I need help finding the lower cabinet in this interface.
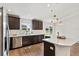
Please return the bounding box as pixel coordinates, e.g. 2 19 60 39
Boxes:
13 37 22 48
10 35 44 50
22 35 44 46
44 41 55 56
10 37 22 50
22 36 32 46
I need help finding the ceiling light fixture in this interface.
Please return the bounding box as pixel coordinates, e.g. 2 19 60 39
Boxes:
47 4 50 7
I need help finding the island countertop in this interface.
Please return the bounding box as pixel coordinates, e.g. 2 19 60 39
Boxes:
43 38 78 46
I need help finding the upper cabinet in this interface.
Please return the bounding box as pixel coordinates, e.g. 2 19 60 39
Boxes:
32 19 43 30
8 14 20 30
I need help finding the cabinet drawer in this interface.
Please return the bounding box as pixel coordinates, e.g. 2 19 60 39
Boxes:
44 41 55 56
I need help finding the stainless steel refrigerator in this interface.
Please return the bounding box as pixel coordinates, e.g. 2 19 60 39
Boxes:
0 7 10 56
0 7 3 56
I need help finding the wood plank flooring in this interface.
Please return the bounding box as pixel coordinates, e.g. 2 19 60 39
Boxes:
9 42 79 56
70 43 79 56
9 43 44 56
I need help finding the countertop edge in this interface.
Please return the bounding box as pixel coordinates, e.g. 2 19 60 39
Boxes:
43 38 77 47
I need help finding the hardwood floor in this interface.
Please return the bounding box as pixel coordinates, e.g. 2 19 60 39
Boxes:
9 42 79 56
9 43 44 56
70 43 79 56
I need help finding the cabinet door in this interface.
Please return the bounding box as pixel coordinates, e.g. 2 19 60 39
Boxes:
10 37 22 50
12 37 22 48
22 36 32 46
44 41 55 56
8 15 20 29
22 35 44 47
38 35 44 42
32 35 44 44
32 20 38 30
39 21 43 30
32 20 43 30
32 35 39 44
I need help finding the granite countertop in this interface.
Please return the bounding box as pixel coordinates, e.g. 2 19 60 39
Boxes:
9 30 44 37
43 38 78 46
9 33 44 37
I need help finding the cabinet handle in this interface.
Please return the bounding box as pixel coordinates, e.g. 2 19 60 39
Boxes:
50 46 54 50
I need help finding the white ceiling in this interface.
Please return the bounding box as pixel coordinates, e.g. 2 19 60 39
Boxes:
0 3 79 22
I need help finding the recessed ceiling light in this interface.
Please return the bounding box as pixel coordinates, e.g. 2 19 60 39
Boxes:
47 4 50 7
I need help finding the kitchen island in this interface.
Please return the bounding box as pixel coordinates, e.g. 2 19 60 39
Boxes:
43 38 79 56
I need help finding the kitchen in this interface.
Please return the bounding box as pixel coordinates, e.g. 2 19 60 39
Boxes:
0 3 79 56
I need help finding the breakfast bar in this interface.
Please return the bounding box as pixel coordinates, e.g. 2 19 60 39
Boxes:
43 38 78 56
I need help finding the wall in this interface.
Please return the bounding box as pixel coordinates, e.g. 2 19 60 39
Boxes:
9 18 45 37
20 18 32 30
56 12 79 41
20 18 44 34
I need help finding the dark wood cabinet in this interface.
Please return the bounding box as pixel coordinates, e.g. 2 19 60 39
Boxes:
8 14 20 29
22 35 44 46
32 35 44 44
32 35 38 44
38 35 44 42
44 41 55 56
32 20 38 30
32 19 43 30
9 37 13 50
10 35 44 50
39 21 43 29
22 36 32 46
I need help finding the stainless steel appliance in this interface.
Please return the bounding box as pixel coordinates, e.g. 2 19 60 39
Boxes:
0 7 3 56
0 7 10 56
